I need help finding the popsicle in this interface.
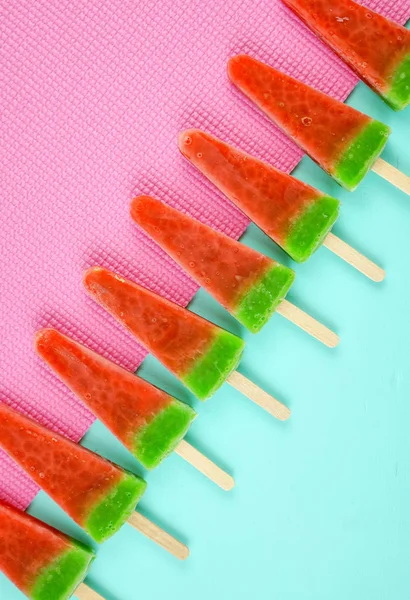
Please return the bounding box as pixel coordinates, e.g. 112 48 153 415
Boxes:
0 500 102 600
282 0 410 112
228 54 410 197
131 195 338 346
0 402 189 559
35 328 234 490
84 266 290 420
228 54 392 191
178 129 385 282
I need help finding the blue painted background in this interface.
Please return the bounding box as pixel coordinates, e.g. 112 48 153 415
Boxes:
2 79 410 600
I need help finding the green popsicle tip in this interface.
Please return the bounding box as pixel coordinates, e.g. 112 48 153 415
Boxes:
85 472 147 543
183 330 245 400
334 120 391 191
31 541 95 600
385 54 410 111
132 399 197 470
284 195 340 263
235 264 295 333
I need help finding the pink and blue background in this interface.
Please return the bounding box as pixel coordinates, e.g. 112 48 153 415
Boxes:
1 1 410 598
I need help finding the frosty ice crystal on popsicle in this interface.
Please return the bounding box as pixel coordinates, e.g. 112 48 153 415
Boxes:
282 0 410 111
0 501 95 600
228 55 391 190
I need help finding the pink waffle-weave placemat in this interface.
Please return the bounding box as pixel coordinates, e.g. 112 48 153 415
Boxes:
1 0 409 509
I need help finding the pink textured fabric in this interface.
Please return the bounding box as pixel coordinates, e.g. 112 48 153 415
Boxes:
1 0 409 509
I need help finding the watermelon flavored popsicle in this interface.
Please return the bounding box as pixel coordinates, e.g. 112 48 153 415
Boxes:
282 0 410 112
131 195 338 347
35 328 234 491
228 55 410 198
0 501 103 600
179 129 384 283
84 266 291 421
0 402 189 559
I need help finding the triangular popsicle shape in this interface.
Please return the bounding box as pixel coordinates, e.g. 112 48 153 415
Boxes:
0 501 95 600
0 402 146 543
228 55 391 190
282 0 410 111
83 268 290 419
131 195 295 332
83 267 245 400
35 329 196 470
178 129 340 262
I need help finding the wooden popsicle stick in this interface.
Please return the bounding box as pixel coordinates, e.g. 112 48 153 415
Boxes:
227 371 290 421
323 232 385 282
372 158 410 196
127 512 189 560
175 439 234 491
276 299 339 348
76 583 105 600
